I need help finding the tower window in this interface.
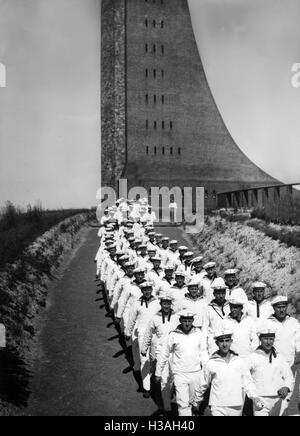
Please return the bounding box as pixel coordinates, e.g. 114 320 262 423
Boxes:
162 146 165 155
170 147 173 155
161 45 164 54
170 121 173 130
153 20 156 28
146 120 149 129
161 20 164 28
205 190 209 199
153 95 157 104
162 120 165 129
161 95 165 104
145 43 148 53
145 94 149 104
153 44 156 53
154 146 157 154
178 147 181 155
145 19 148 27
145 68 148 78
153 69 156 78
146 146 149 154
154 121 157 129
161 69 164 78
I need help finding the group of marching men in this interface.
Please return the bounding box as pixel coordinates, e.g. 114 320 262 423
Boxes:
95 198 300 417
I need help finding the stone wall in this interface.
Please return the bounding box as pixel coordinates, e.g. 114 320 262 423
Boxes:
101 0 126 190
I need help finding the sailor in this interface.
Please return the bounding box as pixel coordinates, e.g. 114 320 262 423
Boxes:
206 278 230 355
156 263 176 295
201 262 218 303
0 323 6 349
156 311 208 416
182 251 194 276
169 268 188 304
191 329 253 417
147 255 164 288
178 246 188 264
126 282 161 398
111 260 135 316
246 326 294 416
190 256 206 284
166 240 180 265
222 297 258 357
247 282 273 326
265 296 300 367
224 269 248 304
141 293 180 413
175 278 208 332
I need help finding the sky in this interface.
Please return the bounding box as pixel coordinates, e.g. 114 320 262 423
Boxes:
0 0 299 209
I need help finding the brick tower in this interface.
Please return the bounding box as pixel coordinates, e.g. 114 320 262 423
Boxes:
101 0 276 208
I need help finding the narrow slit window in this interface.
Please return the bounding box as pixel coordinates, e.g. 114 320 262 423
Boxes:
161 20 164 28
145 43 148 53
145 68 148 78
154 120 157 129
153 44 156 53
161 95 165 104
162 120 165 129
153 69 156 78
162 146 165 155
178 147 181 155
146 146 149 154
170 147 173 155
170 121 173 130
161 45 164 54
161 69 164 78
145 18 148 27
145 94 149 104
146 120 149 129
153 20 156 28
154 95 157 104
154 146 157 154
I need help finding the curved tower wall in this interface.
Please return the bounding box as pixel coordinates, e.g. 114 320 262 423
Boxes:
102 0 277 207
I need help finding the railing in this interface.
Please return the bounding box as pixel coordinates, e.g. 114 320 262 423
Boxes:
217 183 300 210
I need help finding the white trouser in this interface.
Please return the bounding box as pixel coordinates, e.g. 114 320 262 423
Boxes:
131 337 140 372
211 406 243 417
254 397 287 416
161 364 172 411
173 371 201 416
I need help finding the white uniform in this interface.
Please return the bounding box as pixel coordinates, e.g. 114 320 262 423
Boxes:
247 299 274 327
200 276 218 303
116 281 142 331
126 297 161 391
192 351 254 416
223 315 259 357
205 300 230 355
169 284 188 305
147 269 164 288
246 348 294 416
141 311 180 410
111 275 134 313
157 327 208 416
226 285 248 304
264 315 300 367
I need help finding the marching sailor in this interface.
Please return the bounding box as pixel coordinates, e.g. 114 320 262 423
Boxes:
247 282 273 326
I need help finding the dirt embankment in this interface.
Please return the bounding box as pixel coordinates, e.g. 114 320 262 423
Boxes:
0 213 93 415
191 216 300 307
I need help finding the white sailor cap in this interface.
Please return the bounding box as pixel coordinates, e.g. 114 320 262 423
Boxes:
204 262 216 269
214 329 233 340
156 233 163 238
211 277 227 290
164 263 175 271
252 282 267 289
187 277 200 287
228 297 245 306
169 240 178 245
257 325 276 337
148 231 156 236
178 310 196 319
159 292 173 301
178 246 188 251
191 256 204 264
174 268 186 277
151 255 162 262
271 296 288 306
183 251 194 258
139 243 148 249
133 266 146 274
140 281 153 290
224 269 239 276
124 261 135 268
162 237 169 241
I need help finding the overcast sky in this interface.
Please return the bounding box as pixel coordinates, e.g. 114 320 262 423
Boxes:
0 0 299 209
